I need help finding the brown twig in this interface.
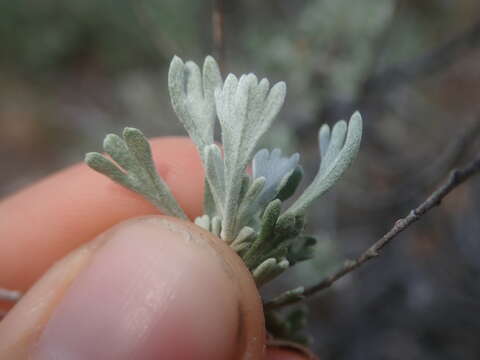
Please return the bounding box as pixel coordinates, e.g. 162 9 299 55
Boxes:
212 0 226 71
265 154 480 310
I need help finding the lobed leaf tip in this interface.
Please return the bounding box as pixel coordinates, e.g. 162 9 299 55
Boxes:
84 152 102 163
122 127 143 137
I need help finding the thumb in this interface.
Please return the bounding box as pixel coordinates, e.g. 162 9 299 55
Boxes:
0 216 265 359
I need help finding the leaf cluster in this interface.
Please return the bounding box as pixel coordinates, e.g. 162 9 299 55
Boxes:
85 55 363 289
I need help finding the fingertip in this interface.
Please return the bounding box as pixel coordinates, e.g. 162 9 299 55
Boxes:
21 217 265 360
149 137 205 218
0 137 204 292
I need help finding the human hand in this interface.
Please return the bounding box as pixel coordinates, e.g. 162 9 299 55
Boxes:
0 137 311 359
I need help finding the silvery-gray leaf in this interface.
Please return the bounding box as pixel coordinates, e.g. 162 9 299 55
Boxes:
85 128 187 219
215 73 286 240
237 174 252 206
244 199 282 268
253 258 290 286
203 179 217 217
252 148 300 207
204 144 226 216
285 112 362 216
84 55 365 292
252 258 277 284
232 242 250 253
320 120 347 174
234 177 266 233
231 226 256 247
194 214 210 230
211 216 222 236
318 124 330 159
277 166 304 202
168 55 222 152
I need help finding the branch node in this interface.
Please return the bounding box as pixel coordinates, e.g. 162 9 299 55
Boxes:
269 152 480 309
344 259 356 267
366 249 379 257
450 169 461 183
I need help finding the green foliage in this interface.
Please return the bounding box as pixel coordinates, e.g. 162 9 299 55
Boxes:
86 56 363 289
265 307 312 346
85 127 186 218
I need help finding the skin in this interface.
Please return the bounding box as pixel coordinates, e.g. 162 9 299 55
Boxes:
0 137 310 359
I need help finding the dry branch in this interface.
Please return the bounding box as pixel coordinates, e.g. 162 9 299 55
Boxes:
265 154 480 310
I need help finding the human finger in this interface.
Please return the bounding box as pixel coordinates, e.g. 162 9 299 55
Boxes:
0 137 204 292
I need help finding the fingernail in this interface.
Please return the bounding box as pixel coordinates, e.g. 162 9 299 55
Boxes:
33 217 241 360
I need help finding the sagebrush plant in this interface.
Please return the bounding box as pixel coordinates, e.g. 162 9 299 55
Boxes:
86 55 362 343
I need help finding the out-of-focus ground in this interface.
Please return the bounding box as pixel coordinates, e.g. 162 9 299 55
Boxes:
2 1 480 358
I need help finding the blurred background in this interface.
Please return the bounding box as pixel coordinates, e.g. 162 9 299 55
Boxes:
1 0 480 358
